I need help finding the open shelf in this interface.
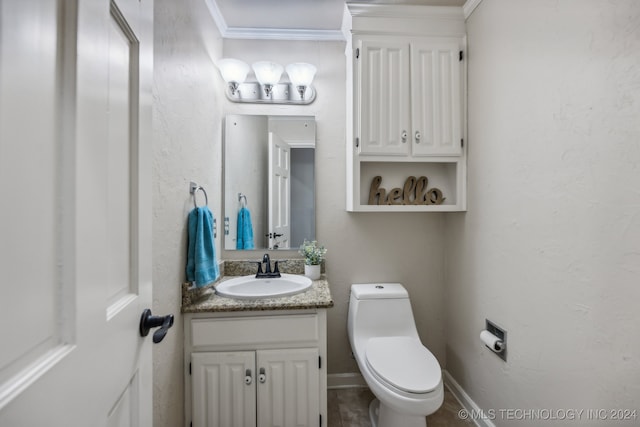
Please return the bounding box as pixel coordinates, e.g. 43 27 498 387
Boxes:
348 158 466 212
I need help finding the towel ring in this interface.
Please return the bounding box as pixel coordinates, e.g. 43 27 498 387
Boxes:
190 182 208 208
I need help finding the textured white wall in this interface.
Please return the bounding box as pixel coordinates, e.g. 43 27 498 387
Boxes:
446 0 640 423
152 0 223 426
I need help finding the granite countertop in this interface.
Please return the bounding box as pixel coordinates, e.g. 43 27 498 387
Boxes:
182 275 334 313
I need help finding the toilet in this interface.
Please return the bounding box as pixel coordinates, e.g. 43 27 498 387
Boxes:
347 283 444 427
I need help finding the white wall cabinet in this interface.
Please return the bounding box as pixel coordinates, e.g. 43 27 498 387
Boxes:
346 4 467 211
185 310 327 427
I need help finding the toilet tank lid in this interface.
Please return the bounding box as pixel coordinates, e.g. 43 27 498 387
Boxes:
351 283 408 299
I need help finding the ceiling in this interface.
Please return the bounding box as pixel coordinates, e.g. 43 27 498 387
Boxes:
210 0 466 36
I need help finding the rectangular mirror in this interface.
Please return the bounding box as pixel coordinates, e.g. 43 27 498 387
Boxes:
223 115 316 251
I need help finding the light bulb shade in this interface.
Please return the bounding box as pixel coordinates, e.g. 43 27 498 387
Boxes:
286 63 317 87
216 58 249 84
252 61 284 86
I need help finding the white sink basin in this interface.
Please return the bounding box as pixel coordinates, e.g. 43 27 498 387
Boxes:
215 274 313 300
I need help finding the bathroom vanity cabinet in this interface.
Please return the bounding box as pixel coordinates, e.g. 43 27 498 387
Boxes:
184 309 327 427
345 4 468 212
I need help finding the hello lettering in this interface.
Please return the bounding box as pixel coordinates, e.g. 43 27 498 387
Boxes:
368 175 445 205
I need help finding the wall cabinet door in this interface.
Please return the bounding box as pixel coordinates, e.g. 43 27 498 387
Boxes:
356 37 463 157
411 39 462 156
257 348 320 427
192 352 256 427
357 40 411 156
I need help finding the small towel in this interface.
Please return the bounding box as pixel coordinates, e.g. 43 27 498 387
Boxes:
186 206 219 287
236 206 255 250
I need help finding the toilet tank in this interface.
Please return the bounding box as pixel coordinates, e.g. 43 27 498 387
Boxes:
348 283 420 344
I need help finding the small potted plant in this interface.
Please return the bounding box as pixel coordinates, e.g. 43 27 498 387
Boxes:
299 239 327 280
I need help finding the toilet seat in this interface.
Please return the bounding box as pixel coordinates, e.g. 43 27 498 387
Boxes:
365 336 441 394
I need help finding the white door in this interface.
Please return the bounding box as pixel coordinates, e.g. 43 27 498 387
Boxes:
257 348 320 427
357 39 411 156
268 133 291 250
192 352 256 427
0 0 156 425
411 38 463 156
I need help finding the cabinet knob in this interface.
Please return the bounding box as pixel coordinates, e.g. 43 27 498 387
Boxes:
244 369 253 385
415 131 422 143
258 367 267 383
401 130 408 143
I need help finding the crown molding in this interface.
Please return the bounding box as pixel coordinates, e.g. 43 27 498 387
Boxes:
224 27 345 41
205 0 345 41
346 3 465 37
463 0 483 20
204 0 228 35
347 3 464 20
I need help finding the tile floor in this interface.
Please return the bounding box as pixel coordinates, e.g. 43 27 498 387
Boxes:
328 387 474 427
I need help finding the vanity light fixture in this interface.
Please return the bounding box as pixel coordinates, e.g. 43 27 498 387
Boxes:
215 58 317 105
215 58 250 95
252 61 284 97
286 63 317 100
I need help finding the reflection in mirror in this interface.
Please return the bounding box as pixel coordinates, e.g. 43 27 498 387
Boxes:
224 115 316 251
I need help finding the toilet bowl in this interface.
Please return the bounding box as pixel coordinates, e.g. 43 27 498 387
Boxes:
347 283 444 427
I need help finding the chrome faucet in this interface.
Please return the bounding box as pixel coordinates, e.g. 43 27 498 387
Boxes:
255 253 281 278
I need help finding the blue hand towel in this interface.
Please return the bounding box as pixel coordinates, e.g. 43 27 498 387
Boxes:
236 206 254 250
186 206 220 287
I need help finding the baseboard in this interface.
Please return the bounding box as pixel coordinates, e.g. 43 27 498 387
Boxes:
443 370 496 427
327 373 367 389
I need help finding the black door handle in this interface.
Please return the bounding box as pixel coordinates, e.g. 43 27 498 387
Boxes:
139 309 174 343
265 233 284 238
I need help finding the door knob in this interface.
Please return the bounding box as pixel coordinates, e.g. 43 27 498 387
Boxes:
258 367 267 383
139 309 174 343
415 131 422 143
401 130 408 143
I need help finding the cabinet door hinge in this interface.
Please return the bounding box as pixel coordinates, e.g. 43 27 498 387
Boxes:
461 138 464 148
319 356 322 369
320 414 322 427
459 50 464 61
355 137 359 148
355 48 359 59
189 362 192 375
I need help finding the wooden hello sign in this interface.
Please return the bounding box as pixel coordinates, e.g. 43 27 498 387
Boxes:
368 175 446 205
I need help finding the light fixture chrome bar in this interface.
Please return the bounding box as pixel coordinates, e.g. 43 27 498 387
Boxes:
224 82 316 104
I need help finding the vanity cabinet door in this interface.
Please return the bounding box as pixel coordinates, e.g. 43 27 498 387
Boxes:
257 348 320 427
357 39 411 156
192 352 256 427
